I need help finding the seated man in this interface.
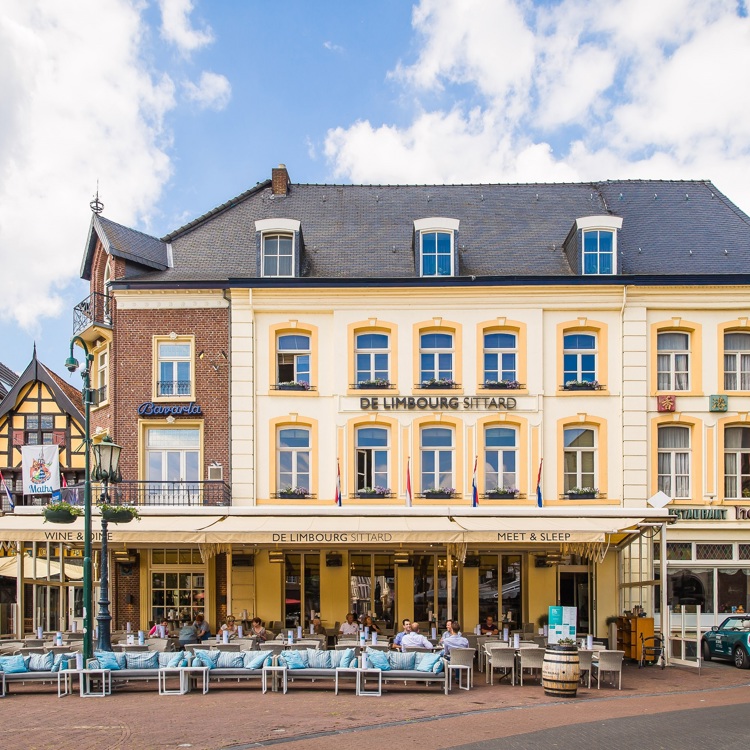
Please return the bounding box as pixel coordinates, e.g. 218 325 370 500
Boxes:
481 615 499 635
194 613 211 642
339 612 359 636
178 619 198 649
400 622 433 651
441 621 469 658
440 619 453 643
391 618 411 650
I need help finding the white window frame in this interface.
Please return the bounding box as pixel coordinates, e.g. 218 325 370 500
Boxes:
484 426 518 491
355 333 390 384
277 334 311 385
563 427 596 493
96 347 109 406
658 425 691 499
356 426 390 491
278 427 311 492
420 332 454 383
724 426 750 499
256 219 301 278
563 333 597 383
657 331 690 391
483 332 517 383
575 216 622 276
156 339 193 399
414 218 459 278
420 427 454 492
724 332 750 391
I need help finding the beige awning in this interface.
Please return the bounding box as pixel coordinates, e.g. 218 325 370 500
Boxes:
0 510 665 546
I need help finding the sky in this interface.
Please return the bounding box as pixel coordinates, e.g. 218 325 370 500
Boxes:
1 0 750 383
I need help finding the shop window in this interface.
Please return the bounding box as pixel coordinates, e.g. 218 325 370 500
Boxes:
665 568 714 612
724 426 750 499
151 569 205 626
658 425 691 499
285 553 320 628
657 332 690 391
350 553 395 624
724 332 750 391
718 568 750 614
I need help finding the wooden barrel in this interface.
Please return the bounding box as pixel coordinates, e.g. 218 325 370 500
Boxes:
542 645 580 697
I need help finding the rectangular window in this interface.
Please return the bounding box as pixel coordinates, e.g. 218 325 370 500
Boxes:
146 428 200 505
96 349 108 404
421 231 453 276
483 332 517 384
277 334 311 386
658 425 690 498
420 332 454 384
157 342 192 397
724 332 750 391
665 568 714 613
657 332 689 391
356 427 389 492
420 427 454 492
696 544 733 561
724 426 750 498
484 427 517 491
278 428 310 493
563 427 595 493
355 333 390 385
262 234 294 277
582 229 614 274
563 333 597 384
718 568 750 614
151 568 205 626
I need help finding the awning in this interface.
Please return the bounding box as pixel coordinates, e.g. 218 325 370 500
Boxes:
0 554 83 580
0 508 669 546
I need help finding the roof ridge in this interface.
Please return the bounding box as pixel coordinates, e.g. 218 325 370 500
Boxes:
98 214 163 243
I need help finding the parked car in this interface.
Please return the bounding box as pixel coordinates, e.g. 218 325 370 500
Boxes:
701 616 750 668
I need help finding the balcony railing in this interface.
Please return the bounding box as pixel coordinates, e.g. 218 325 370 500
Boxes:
92 385 108 406
73 292 112 336
55 480 232 507
157 381 192 396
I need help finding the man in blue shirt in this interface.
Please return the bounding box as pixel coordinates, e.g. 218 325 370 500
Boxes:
400 622 433 650
391 618 411 649
441 621 469 658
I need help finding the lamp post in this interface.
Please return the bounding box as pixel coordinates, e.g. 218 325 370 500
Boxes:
65 338 94 662
92 436 122 653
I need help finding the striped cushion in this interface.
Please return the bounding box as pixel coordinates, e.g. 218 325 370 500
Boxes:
216 651 244 669
243 651 271 670
193 650 220 669
94 651 126 670
28 652 55 672
124 651 159 670
388 651 417 670
306 649 331 669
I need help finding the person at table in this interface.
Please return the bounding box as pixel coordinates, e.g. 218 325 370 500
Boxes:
441 621 469 658
194 613 211 641
400 622 433 651
250 617 268 642
481 615 499 635
221 615 238 639
310 616 327 636
339 612 359 636
149 619 169 637
392 618 412 649
440 619 453 643
178 619 198 649
362 615 380 634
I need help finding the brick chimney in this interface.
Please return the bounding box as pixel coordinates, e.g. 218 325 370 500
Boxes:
271 164 290 196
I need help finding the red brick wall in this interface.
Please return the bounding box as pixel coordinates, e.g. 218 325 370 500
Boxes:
113 556 141 630
215 553 227 629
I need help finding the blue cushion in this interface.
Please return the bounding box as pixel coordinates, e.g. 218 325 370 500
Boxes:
216 651 244 669
28 652 55 672
306 649 331 669
279 650 308 669
243 651 271 670
415 653 442 673
193 650 220 669
124 651 159 670
52 652 81 672
94 651 126 671
167 652 186 668
338 647 355 669
364 648 391 671
388 651 417 670
0 655 28 674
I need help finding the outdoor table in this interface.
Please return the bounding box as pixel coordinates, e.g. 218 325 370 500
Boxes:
334 666 359 694
355 667 382 697
262 664 287 694
79 668 112 698
447 662 471 691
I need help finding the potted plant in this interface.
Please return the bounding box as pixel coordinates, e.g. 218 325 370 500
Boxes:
486 486 519 499
420 378 457 389
43 501 82 524
567 486 598 499
564 379 599 390
279 486 309 499
537 613 549 628
356 378 391 389
99 503 140 523
357 486 391 498
484 379 522 390
277 380 311 391
742 487 750 498
423 487 456 499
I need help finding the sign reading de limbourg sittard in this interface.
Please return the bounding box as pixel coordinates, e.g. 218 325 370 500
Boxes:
360 395 517 410
137 402 203 416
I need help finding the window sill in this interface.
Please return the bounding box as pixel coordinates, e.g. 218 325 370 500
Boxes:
652 390 703 397
542 497 620 507
557 388 610 396
268 388 317 396
151 395 196 402
478 386 528 395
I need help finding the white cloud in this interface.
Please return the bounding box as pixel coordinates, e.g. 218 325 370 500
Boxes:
183 71 231 111
326 0 750 213
158 0 213 54
0 1 176 329
323 41 344 53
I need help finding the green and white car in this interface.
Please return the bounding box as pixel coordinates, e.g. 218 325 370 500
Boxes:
701 616 750 668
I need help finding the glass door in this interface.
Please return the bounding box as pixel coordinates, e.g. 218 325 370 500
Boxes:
559 568 590 634
146 429 200 505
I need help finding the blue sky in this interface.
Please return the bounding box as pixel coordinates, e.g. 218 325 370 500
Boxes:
2 0 750 381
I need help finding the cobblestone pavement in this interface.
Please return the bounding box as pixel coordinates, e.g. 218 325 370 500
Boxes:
1 662 748 750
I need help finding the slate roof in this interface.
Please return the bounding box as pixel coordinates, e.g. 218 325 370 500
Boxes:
92 177 750 284
0 363 18 400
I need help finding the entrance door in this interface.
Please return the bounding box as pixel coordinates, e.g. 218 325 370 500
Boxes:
68 586 84 632
559 569 590 634
146 428 200 505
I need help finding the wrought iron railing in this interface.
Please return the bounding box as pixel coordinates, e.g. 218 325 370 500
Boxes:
58 480 232 507
92 385 108 405
73 292 112 335
157 381 192 396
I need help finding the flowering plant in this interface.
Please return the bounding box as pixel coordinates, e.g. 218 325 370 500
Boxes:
99 503 140 520
278 380 311 390
564 379 599 388
44 501 82 515
357 378 391 387
424 487 456 495
488 486 519 495
567 486 598 495
280 486 309 496
359 486 391 495
484 379 521 389
421 378 457 388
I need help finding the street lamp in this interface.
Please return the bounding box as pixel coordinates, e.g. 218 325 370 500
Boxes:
65 337 94 662
92 435 122 653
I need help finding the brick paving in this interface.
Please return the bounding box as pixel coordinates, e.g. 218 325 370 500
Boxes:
1 662 748 750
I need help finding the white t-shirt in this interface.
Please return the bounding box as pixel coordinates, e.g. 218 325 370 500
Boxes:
339 621 359 635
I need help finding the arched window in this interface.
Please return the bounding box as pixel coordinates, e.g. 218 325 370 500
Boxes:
657 332 690 391
484 427 517 492
278 428 310 492
277 334 310 386
563 428 596 493
420 332 454 383
356 426 389 492
658 425 690 498
724 426 750 499
724 332 750 391
421 427 454 492
483 332 517 384
563 333 597 384
355 333 390 384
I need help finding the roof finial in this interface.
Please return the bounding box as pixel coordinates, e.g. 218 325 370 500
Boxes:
90 181 104 214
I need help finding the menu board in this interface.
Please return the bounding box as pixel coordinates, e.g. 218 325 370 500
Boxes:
547 605 577 644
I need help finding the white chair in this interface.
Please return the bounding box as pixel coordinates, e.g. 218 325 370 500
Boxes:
577 649 593 688
447 647 476 689
591 650 624 689
487 647 516 686
259 642 285 655
518 647 545 686
483 642 509 673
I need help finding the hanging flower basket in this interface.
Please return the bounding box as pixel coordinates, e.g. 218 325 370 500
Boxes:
43 503 81 524
101 506 139 523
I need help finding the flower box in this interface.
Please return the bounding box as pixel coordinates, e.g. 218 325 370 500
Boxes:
567 492 596 499
563 381 599 391
419 379 458 389
423 491 455 499
102 508 135 523
279 491 309 499
43 508 78 524
277 383 310 391
355 381 392 389
486 491 518 499
483 381 522 390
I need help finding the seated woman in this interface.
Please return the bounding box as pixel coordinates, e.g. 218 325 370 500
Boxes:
249 617 268 642
178 619 198 649
220 615 238 639
362 615 380 633
149 619 169 637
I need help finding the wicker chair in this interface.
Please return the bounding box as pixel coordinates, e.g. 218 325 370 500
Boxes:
591 650 624 689
487 646 516 686
518 646 545 686
447 647 476 689
577 649 593 688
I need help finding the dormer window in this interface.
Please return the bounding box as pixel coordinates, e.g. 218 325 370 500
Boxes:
575 216 622 276
256 218 301 277
414 218 459 277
